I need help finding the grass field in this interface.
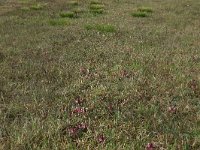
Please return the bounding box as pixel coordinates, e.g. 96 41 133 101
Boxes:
0 0 200 149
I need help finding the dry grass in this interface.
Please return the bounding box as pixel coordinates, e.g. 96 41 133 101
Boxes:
0 0 200 149
85 24 116 33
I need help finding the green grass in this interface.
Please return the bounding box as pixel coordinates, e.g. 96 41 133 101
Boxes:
1 0 200 149
132 7 153 18
90 0 102 4
30 4 43 10
49 18 70 26
90 4 105 10
68 1 79 6
59 11 77 18
89 4 105 14
138 7 153 13
90 9 104 14
85 24 116 33
131 12 148 17
73 8 85 14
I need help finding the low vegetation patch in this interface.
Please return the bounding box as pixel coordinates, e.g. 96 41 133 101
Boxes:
60 11 77 18
138 7 153 13
85 24 116 33
68 1 79 6
73 8 85 14
90 9 104 14
131 12 148 17
89 2 105 15
90 0 102 5
30 3 43 10
132 7 153 18
90 4 104 10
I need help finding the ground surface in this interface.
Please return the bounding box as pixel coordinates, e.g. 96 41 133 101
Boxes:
0 0 200 149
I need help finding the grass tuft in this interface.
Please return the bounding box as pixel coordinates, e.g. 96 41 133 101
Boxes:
60 11 77 18
30 4 43 10
138 7 153 13
73 8 85 14
68 1 79 6
131 12 148 17
90 4 104 10
90 9 104 14
132 7 153 18
89 3 105 14
85 24 116 33
90 0 102 4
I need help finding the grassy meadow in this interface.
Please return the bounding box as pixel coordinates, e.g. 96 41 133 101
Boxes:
0 0 200 149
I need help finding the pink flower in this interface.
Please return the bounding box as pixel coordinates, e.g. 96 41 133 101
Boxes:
80 67 89 75
68 127 78 135
120 70 130 78
168 106 177 113
77 123 87 132
108 104 113 111
108 103 114 115
97 134 106 143
146 143 155 150
72 107 86 114
63 122 88 139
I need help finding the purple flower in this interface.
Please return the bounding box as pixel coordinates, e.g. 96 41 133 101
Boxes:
72 107 86 114
168 106 177 113
107 103 114 115
146 143 155 150
67 123 88 139
80 67 89 76
108 103 113 111
68 127 78 136
120 70 130 78
97 134 106 143
77 123 87 132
